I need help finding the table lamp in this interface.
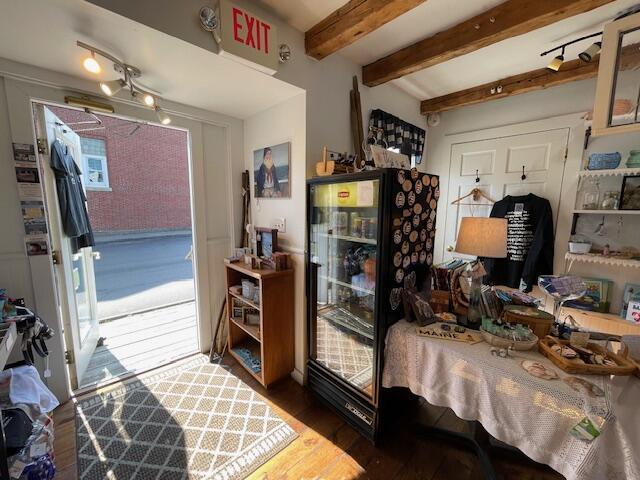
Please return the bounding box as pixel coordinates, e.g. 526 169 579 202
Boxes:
454 217 508 328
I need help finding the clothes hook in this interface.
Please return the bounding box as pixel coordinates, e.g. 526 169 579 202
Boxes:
521 166 527 181
475 169 480 183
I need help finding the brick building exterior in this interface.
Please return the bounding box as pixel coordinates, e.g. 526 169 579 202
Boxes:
49 106 191 234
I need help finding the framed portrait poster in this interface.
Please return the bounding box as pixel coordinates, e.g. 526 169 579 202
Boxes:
253 142 290 198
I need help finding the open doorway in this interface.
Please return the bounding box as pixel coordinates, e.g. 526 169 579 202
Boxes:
32 102 199 390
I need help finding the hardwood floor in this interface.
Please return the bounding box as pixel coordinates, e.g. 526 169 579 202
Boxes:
53 353 564 480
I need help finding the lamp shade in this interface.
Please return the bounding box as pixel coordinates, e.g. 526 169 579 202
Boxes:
454 217 507 258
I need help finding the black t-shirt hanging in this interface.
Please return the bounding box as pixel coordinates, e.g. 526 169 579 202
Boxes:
483 193 554 292
50 139 95 253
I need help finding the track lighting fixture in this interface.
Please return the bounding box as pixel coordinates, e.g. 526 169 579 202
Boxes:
77 41 170 125
82 52 101 74
579 42 602 62
540 7 639 68
99 79 126 97
155 106 171 125
541 31 602 71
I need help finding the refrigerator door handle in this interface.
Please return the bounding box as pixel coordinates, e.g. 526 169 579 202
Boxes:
309 261 319 358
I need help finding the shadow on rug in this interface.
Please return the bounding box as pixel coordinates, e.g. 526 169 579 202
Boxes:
76 356 297 479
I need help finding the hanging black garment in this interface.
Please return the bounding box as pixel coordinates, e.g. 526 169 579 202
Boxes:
483 193 554 292
50 139 94 253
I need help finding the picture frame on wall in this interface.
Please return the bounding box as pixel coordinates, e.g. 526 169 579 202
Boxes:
253 142 291 198
619 175 640 210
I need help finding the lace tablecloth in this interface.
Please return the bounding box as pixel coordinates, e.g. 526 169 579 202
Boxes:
382 320 640 480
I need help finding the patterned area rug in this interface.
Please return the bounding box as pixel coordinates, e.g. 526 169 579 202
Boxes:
76 356 297 479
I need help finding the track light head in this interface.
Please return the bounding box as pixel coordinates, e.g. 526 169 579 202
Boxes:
155 106 171 125
547 54 564 72
82 52 102 74
133 91 156 107
579 42 602 62
142 93 155 107
99 78 126 96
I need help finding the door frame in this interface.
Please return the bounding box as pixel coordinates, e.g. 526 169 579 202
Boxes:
28 97 208 394
432 113 586 276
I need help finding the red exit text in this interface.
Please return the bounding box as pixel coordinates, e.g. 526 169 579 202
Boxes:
232 7 272 54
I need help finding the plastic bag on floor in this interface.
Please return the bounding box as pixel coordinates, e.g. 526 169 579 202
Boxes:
7 414 55 480
0 365 59 414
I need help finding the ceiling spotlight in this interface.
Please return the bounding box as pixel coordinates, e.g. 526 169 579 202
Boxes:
547 47 565 72
142 93 156 107
83 52 102 74
279 44 292 63
134 91 156 107
99 78 126 96
579 42 602 62
155 106 171 125
199 6 218 31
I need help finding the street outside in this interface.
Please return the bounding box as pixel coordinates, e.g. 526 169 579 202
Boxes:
94 234 195 320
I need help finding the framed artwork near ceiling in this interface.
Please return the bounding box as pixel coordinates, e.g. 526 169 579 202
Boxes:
253 142 290 198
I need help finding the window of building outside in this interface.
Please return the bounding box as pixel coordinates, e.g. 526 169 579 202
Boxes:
80 137 110 190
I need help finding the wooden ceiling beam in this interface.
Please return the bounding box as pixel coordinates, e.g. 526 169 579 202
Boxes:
363 0 615 87
420 43 640 114
305 0 426 60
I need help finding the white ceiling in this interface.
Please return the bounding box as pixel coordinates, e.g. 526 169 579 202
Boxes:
259 0 638 100
0 0 303 119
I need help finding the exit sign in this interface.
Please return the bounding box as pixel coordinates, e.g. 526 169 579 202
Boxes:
218 0 278 75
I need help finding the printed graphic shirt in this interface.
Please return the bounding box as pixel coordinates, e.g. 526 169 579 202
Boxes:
483 193 554 292
50 140 94 253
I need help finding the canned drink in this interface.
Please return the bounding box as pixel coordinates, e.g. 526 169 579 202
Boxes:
361 218 370 238
350 213 361 237
368 218 377 239
332 211 348 235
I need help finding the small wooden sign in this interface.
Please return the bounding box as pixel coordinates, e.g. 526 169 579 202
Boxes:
416 322 483 344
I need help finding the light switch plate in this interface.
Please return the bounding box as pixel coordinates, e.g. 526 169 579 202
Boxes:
272 217 286 233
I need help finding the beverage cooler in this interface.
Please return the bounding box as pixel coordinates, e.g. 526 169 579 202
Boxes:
306 169 439 441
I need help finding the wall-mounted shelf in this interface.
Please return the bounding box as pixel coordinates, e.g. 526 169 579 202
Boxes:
572 209 640 215
565 252 640 269
578 167 640 177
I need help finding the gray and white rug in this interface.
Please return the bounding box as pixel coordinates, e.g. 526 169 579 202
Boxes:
76 356 297 480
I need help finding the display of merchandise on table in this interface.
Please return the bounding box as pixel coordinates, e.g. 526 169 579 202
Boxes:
403 273 640 378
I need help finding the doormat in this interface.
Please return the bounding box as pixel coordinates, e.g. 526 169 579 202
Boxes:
76 356 297 479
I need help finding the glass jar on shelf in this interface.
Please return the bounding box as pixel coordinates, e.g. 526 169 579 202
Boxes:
600 191 620 210
580 178 600 210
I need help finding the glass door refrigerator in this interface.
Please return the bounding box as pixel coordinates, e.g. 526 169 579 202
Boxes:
306 169 439 441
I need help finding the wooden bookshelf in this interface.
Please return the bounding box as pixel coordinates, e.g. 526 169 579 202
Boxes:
225 261 295 387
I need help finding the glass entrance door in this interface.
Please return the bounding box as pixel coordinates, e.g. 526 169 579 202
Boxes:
308 179 380 398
